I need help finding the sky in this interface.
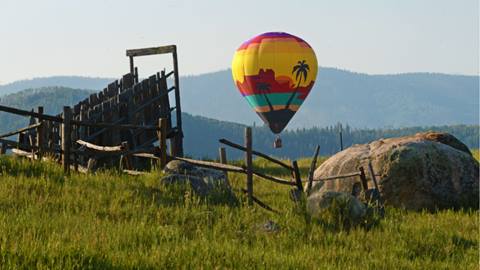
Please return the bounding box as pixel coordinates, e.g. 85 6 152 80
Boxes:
0 0 478 84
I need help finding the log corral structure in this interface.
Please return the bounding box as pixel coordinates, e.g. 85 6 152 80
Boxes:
5 45 184 170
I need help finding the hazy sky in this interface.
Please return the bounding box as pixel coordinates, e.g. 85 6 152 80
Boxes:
0 0 478 84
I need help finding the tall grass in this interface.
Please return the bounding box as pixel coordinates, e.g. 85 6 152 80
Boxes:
0 156 477 269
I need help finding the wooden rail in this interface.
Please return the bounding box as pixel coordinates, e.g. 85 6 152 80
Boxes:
172 156 295 186
0 123 42 139
219 138 293 171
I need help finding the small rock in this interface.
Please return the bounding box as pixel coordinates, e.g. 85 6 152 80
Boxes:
261 220 280 233
161 160 236 202
307 191 367 228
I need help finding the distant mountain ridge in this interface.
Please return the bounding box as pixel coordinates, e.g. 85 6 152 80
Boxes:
0 76 113 96
0 87 477 159
1 67 478 129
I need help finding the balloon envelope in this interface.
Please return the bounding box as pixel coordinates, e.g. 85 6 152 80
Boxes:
232 32 317 134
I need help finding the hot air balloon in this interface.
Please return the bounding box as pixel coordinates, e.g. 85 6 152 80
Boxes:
231 32 318 147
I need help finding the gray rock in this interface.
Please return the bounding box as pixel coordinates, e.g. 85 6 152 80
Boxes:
307 191 367 227
308 132 479 211
261 220 280 233
161 160 236 201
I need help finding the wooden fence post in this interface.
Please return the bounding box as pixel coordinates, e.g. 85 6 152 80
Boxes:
36 106 44 160
120 141 132 170
367 161 382 201
339 130 343 151
358 166 368 195
62 106 72 175
292 160 303 192
0 143 6 155
158 118 167 169
306 145 320 195
245 127 253 206
219 147 228 183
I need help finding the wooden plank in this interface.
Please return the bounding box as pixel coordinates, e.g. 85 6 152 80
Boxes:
292 160 303 191
0 143 6 154
304 171 361 182
219 147 229 185
62 106 72 175
172 156 295 186
306 145 320 194
0 104 63 123
0 122 42 139
126 45 176 57
11 148 35 159
245 127 253 206
132 153 160 160
158 118 167 168
129 56 134 75
120 141 132 170
339 129 344 151
359 167 368 193
219 138 293 171
368 161 382 202
123 169 146 176
76 139 123 152
172 46 183 157
36 106 44 160
71 120 161 131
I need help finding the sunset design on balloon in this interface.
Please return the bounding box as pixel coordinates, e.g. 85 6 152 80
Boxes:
232 32 318 134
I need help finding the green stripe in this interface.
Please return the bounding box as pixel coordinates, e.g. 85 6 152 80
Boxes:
245 93 303 107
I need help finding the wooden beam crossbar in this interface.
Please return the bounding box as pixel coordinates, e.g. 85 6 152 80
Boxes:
302 171 361 182
219 138 293 171
0 122 42 139
172 156 295 186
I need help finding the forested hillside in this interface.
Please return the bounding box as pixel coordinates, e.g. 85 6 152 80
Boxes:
1 87 477 159
2 67 478 129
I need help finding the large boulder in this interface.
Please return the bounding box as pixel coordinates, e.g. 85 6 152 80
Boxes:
308 132 479 211
161 160 236 202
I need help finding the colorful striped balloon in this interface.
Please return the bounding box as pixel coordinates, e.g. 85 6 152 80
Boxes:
232 32 318 134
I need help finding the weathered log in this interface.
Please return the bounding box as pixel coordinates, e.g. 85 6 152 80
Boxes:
76 139 123 152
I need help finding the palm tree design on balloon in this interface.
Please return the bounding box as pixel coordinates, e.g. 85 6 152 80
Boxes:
256 82 274 111
285 60 309 109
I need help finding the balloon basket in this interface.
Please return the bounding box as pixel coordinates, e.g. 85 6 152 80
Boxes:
273 137 282 148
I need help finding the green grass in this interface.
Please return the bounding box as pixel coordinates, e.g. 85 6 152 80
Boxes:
0 156 478 269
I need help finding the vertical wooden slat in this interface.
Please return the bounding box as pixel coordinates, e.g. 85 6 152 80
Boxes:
219 147 228 183
245 127 253 206
339 129 343 151
306 145 320 195
120 141 132 170
62 106 72 175
0 143 6 155
172 46 183 157
36 106 44 160
368 161 381 198
158 118 167 169
292 160 303 192
358 166 368 194
129 56 134 76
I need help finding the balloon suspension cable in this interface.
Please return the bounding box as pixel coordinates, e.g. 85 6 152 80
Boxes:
273 136 282 148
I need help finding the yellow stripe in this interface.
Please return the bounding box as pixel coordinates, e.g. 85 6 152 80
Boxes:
232 40 318 85
254 105 300 113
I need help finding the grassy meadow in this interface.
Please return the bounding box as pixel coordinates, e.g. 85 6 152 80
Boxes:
0 155 478 269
